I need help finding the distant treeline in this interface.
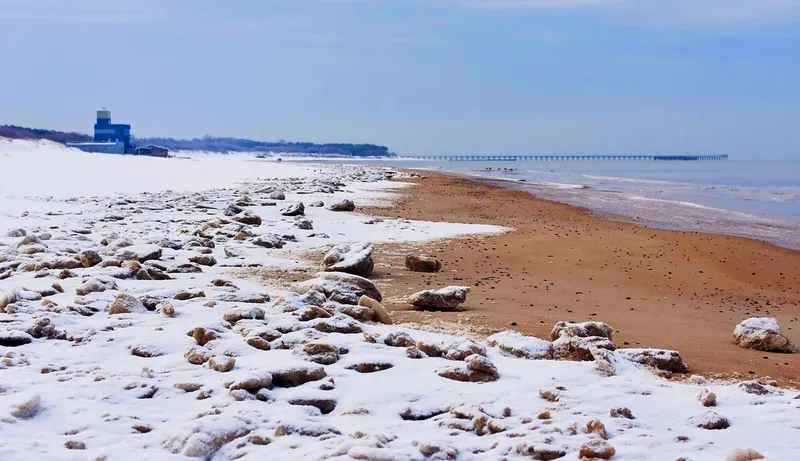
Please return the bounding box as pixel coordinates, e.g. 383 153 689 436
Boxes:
0 125 92 144
0 124 394 157
133 136 394 157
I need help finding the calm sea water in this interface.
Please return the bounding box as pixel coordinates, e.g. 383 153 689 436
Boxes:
285 157 800 249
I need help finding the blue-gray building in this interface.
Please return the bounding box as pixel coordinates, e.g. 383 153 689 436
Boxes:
93 109 132 151
66 109 169 157
67 109 136 155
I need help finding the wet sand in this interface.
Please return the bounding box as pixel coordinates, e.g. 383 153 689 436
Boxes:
365 172 800 386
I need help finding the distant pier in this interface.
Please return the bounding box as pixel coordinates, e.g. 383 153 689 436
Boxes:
407 154 728 162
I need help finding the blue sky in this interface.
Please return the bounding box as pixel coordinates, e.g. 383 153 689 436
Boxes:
1 0 799 158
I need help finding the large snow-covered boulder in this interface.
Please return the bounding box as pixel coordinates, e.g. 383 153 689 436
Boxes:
292 272 382 302
733 317 797 353
408 286 470 311
322 242 374 276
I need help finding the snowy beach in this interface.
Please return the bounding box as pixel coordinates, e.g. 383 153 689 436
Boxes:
1 140 799 460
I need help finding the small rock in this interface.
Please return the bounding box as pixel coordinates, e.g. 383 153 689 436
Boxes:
692 411 730 430
251 234 285 249
271 366 327 387
174 290 206 301
586 419 608 440
288 398 337 414
174 382 203 392
405 254 442 272
10 394 41 419
167 263 203 274
385 331 415 347
347 362 394 373
329 199 355 212
269 191 286 200
280 202 305 217
232 210 262 226
539 389 559 402
698 390 717 407
725 448 765 461
184 346 212 365
192 327 219 346
108 293 147 315
64 441 86 450
229 373 273 392
76 277 118 296
208 355 236 372
294 217 313 230
610 407 634 419
303 342 340 365
579 440 616 459
739 381 773 395
438 354 499 383
408 286 470 311
78 250 103 268
0 330 34 347
223 307 265 324
358 295 392 324
157 301 175 317
189 255 217 266
246 336 271 350
322 242 374 276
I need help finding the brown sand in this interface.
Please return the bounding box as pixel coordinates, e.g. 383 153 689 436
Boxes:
363 172 800 385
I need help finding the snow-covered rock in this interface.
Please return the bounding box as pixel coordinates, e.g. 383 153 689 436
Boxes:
408 286 470 311
617 348 689 373
329 199 355 212
733 317 797 353
292 272 382 302
486 330 553 360
322 242 374 276
549 320 614 341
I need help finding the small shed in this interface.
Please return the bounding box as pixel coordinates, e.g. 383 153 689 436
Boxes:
135 145 169 157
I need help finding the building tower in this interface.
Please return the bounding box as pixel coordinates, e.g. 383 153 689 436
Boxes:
93 108 132 152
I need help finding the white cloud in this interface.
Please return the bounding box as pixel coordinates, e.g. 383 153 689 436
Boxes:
473 0 800 24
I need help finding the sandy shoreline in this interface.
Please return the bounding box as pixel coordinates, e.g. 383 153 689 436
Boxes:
365 171 800 386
